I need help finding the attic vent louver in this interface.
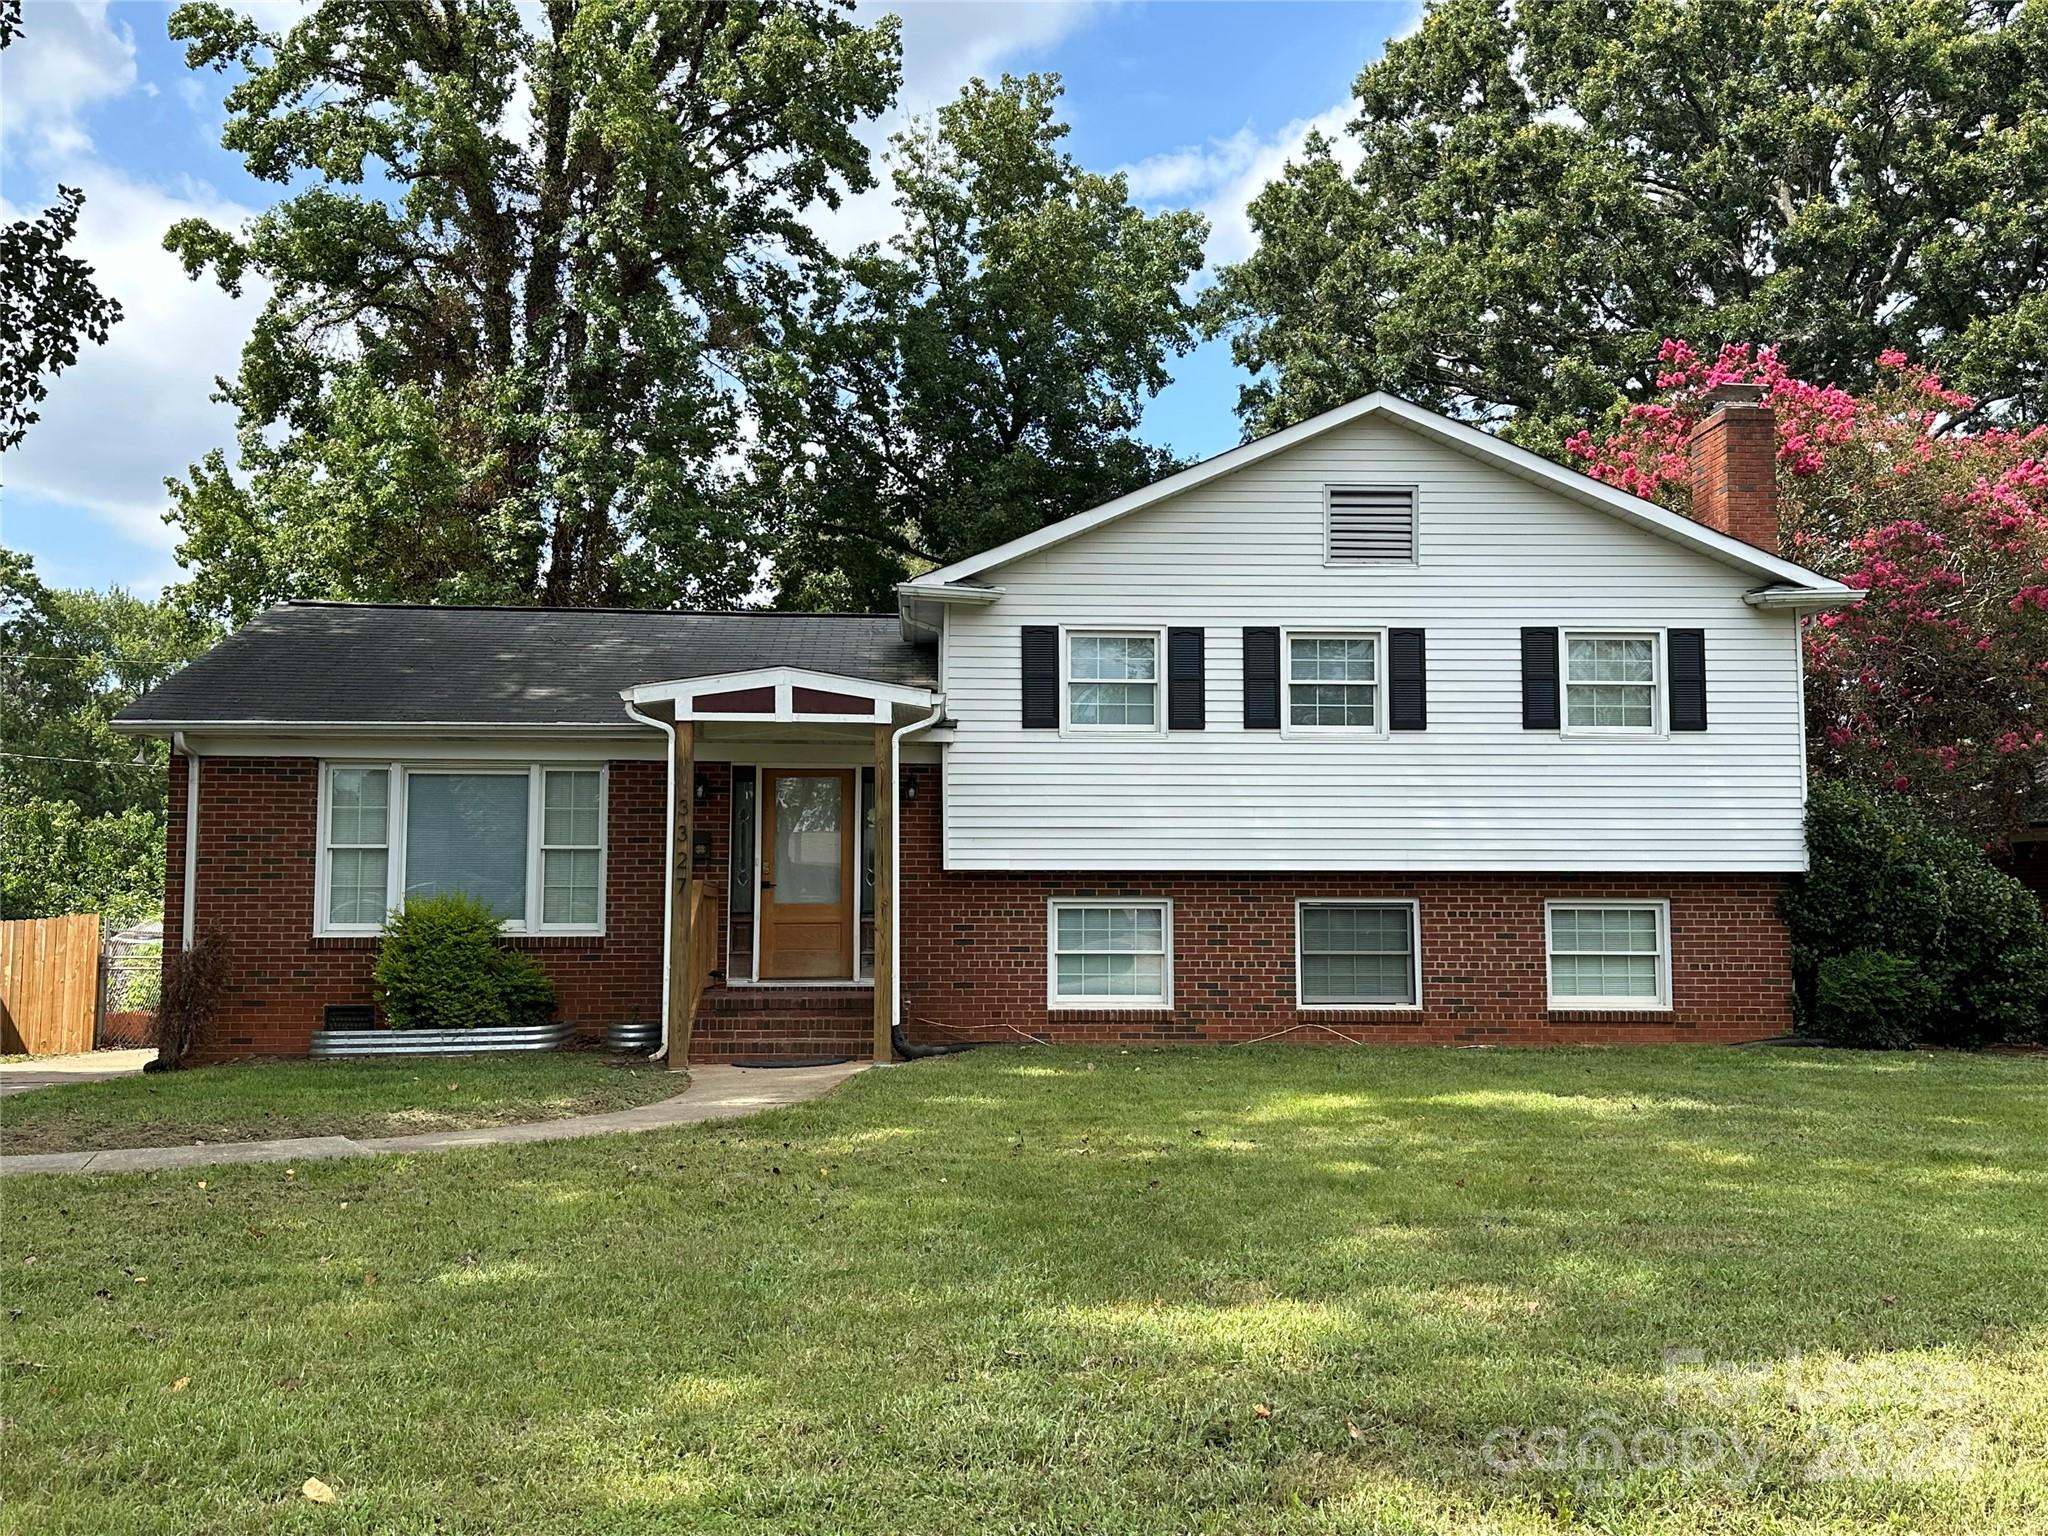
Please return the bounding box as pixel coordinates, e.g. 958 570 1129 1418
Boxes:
1326 486 1416 564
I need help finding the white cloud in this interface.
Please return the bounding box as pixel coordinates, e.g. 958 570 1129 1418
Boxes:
810 0 1108 255
1118 99 1362 270
0 0 136 156
1 164 264 582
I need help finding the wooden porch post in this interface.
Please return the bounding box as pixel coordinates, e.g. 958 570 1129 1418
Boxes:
871 723 894 1062
667 720 696 1072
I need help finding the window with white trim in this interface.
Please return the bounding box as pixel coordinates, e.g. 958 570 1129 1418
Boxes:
1048 900 1171 1006
541 770 604 926
318 764 606 935
1065 631 1159 728
325 767 390 928
1546 902 1669 1008
405 770 530 918
1286 632 1380 730
1563 633 1659 733
1297 901 1418 1007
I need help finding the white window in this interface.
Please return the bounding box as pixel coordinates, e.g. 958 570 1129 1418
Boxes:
1297 900 1419 1008
541 770 604 926
405 771 530 919
318 763 606 936
324 767 391 928
1546 902 1670 1009
1285 632 1381 730
1048 900 1172 1007
1065 631 1160 729
1564 633 1660 733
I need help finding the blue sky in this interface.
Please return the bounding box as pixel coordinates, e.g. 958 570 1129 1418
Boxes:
1 0 1415 597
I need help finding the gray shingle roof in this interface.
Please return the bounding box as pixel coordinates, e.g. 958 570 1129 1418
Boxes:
116 602 937 729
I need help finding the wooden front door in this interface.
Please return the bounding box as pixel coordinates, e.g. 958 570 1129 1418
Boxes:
760 769 855 980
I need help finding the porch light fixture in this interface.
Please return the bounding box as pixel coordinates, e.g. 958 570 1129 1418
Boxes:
694 772 711 802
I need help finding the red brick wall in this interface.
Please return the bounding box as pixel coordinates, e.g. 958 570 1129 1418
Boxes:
1687 397 1780 554
166 753 1794 1056
895 765 1794 1045
164 754 688 1060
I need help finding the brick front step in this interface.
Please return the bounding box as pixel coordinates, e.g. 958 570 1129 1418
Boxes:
690 986 876 1061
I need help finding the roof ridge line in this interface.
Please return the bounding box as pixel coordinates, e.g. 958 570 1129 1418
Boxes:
276 600 898 618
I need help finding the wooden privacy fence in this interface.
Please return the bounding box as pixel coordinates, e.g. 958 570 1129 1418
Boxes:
0 914 102 1055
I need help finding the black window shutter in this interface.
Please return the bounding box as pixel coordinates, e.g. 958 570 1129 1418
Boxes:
1387 629 1427 730
1243 628 1280 729
1021 626 1059 729
1167 627 1205 730
1521 627 1561 730
1668 628 1708 731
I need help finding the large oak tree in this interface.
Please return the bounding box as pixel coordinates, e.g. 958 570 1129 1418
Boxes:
163 0 901 620
758 74 1209 610
1207 0 2048 453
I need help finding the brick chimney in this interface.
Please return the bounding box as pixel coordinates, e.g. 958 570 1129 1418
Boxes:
1687 382 1779 555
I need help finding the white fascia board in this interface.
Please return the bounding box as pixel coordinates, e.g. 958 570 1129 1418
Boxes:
622 666 938 712
902 391 1849 598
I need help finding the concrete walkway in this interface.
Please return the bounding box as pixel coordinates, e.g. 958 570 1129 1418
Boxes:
0 1060 868 1177
0 1048 156 1097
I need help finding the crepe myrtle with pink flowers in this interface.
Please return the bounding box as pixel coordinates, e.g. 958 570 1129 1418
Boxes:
1569 342 2048 847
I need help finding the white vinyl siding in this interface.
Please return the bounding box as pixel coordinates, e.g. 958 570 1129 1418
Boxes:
1285 632 1381 731
317 763 606 936
1048 899 1172 1007
1065 630 1161 730
1564 633 1660 734
1545 901 1669 1009
1297 900 1419 1007
938 414 1808 873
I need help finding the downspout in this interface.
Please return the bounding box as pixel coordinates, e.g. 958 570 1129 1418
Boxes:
622 701 677 1061
172 732 199 950
888 701 945 1052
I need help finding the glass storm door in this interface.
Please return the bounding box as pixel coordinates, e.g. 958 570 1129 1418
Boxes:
760 769 854 979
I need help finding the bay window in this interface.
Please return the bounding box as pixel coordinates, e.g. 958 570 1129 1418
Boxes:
317 764 605 935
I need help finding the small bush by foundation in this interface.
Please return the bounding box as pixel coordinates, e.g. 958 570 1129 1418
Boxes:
374 894 557 1031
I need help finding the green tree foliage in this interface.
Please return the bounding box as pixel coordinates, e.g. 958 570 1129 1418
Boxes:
1207 0 2048 453
1784 778 2048 1048
0 552 218 922
162 0 902 622
759 74 1208 609
0 0 123 451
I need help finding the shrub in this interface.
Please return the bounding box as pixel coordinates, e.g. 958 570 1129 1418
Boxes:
152 933 229 1068
1784 779 2048 1048
1812 950 1937 1050
374 894 558 1031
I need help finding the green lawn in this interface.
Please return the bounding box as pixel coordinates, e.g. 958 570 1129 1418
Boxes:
5 1047 2046 1535
1 1053 679 1154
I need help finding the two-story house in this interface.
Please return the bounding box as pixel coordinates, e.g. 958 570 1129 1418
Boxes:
116 386 1858 1061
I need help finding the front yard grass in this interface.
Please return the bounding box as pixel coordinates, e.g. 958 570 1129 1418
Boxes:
5 1046 2046 1534
0 1052 679 1154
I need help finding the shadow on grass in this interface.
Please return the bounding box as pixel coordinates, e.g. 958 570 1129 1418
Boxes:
6 1046 2045 1534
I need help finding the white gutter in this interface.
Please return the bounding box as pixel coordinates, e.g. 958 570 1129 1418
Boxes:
888 700 946 1045
172 731 200 949
622 701 678 1061
1744 584 1864 610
